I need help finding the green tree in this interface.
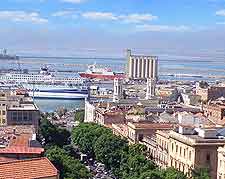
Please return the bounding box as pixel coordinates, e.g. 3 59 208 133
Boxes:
39 118 70 147
74 110 85 123
121 154 156 179
94 133 128 170
128 144 148 156
162 167 187 179
139 170 163 179
72 123 111 157
192 168 210 179
45 146 91 179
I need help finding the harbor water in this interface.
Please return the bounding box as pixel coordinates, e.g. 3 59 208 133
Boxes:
1 55 225 112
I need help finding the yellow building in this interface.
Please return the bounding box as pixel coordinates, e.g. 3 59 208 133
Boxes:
142 127 225 178
218 146 225 179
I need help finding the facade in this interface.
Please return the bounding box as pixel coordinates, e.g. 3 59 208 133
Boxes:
7 104 40 130
126 49 158 79
113 78 123 102
84 100 96 123
0 90 40 129
218 146 225 179
146 78 156 99
127 121 175 144
143 128 225 179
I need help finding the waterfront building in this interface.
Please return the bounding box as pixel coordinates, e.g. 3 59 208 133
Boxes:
126 49 158 80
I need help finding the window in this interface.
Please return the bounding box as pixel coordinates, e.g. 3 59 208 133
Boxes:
138 134 143 141
172 143 174 152
189 151 192 160
12 112 17 121
176 145 178 153
206 154 210 162
184 149 186 158
2 111 5 115
180 147 182 156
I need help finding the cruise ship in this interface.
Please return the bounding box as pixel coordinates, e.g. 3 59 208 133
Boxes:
79 64 125 80
0 66 85 84
21 84 89 100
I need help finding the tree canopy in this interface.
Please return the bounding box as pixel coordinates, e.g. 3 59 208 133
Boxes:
72 123 189 179
45 146 91 179
39 118 70 147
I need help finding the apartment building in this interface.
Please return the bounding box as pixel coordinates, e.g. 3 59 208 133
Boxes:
0 90 40 130
143 127 225 179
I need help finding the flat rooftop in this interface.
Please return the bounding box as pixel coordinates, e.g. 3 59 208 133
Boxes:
8 104 38 111
169 131 225 146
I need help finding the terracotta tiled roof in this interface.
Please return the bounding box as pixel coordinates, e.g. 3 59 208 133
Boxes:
0 157 58 179
0 147 44 154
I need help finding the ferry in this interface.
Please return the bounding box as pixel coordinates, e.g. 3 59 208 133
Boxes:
79 64 125 80
22 84 89 100
0 66 85 84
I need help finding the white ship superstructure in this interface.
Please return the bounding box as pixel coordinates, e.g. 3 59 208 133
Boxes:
22 84 89 100
0 66 85 84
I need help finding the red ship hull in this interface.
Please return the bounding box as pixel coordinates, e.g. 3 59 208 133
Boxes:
79 73 125 80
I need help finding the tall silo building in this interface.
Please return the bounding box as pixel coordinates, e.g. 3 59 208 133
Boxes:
126 49 158 80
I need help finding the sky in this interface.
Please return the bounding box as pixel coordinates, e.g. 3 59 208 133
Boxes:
0 0 225 57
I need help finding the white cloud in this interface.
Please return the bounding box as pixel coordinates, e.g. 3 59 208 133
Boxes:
216 9 225 16
0 11 48 24
82 12 118 20
52 10 77 18
136 24 190 32
81 11 157 23
119 13 158 23
61 0 86 3
216 21 225 24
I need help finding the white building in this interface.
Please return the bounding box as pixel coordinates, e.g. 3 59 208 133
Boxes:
146 78 156 99
127 49 158 79
84 100 95 123
113 78 123 102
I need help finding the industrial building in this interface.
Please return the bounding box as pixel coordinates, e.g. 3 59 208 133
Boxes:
126 49 158 80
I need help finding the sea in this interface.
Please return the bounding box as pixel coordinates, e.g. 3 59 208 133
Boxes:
1 54 225 112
